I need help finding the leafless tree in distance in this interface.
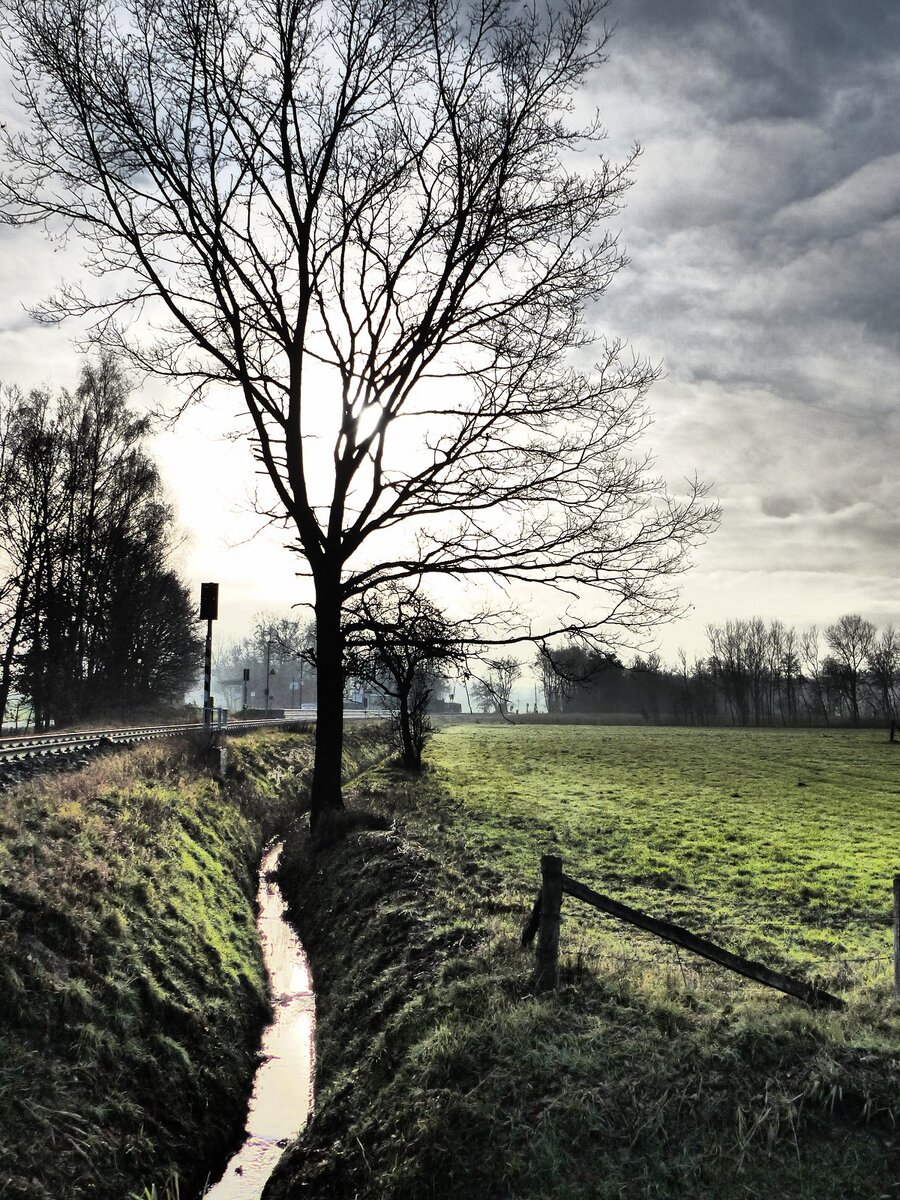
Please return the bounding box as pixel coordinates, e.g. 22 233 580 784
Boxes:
472 655 521 716
0 0 718 821
344 581 467 769
825 613 876 726
868 625 899 721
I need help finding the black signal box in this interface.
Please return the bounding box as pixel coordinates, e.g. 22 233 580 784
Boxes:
199 582 219 621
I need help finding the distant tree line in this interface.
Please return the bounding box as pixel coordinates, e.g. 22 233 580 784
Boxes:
538 616 898 727
0 356 202 729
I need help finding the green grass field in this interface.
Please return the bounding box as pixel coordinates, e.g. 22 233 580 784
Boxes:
269 724 900 1199
427 724 899 997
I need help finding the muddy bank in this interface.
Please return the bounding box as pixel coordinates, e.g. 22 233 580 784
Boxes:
0 722 392 1199
265 788 486 1200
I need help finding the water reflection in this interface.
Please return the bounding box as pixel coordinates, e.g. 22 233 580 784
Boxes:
204 844 314 1200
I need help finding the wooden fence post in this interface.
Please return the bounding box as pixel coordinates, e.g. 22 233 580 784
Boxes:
893 874 899 1001
535 854 562 992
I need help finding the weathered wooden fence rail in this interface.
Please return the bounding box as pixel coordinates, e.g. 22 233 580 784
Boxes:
521 854 869 1011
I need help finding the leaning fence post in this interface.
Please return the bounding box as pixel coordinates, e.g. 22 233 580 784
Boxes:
893 874 900 1001
535 854 563 992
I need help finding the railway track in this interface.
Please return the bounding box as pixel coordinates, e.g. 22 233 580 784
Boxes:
0 716 297 789
0 709 387 789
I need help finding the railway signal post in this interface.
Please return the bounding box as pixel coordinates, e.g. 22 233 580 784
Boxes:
199 583 219 738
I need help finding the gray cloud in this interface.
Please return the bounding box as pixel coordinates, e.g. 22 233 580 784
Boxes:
760 494 806 520
612 1 900 127
582 0 900 651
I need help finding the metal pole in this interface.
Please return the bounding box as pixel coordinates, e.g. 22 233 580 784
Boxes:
198 582 219 738
203 618 213 735
264 637 271 714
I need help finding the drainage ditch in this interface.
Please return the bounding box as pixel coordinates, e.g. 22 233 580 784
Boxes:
203 842 314 1199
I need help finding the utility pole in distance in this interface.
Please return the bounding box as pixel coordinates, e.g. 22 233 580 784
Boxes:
199 582 219 736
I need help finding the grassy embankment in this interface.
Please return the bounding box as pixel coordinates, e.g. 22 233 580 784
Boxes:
270 723 899 1200
0 723 388 1200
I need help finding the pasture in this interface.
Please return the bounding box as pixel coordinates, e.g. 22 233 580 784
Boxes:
427 724 899 996
274 723 899 1199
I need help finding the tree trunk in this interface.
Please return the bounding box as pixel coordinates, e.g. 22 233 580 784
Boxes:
310 581 345 827
398 690 416 768
0 616 19 731
0 558 32 730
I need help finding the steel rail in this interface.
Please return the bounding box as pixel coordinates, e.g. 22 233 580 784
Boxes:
0 709 386 769
0 718 301 760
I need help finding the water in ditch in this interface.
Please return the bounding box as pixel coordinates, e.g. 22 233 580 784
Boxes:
203 842 314 1200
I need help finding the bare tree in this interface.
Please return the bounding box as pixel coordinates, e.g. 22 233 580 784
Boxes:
707 620 751 725
345 582 466 769
868 625 898 721
472 655 521 716
798 626 828 724
0 0 717 819
778 624 801 727
674 648 714 726
824 613 876 726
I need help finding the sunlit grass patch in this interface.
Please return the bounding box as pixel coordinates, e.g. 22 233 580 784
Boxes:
427 724 899 997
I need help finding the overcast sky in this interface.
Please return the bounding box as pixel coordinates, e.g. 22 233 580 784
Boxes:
593 0 900 655
1 0 898 667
